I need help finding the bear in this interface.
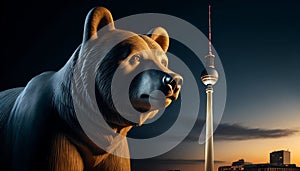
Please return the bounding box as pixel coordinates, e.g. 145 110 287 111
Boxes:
0 7 183 171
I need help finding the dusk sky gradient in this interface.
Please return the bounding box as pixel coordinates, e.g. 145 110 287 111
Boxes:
1 0 300 170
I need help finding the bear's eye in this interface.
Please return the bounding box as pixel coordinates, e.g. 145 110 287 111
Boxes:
129 54 142 65
161 59 168 67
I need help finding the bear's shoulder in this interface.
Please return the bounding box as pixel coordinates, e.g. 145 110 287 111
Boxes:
9 71 57 122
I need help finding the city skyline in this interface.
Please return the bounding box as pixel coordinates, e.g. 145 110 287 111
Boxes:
219 150 300 171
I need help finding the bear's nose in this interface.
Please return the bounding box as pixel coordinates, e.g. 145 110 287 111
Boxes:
162 74 183 92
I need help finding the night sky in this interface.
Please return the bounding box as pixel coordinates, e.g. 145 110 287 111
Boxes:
1 0 300 170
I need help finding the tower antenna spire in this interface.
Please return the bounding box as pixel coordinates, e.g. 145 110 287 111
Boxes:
208 3 212 55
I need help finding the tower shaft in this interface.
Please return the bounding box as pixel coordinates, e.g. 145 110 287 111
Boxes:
205 85 214 171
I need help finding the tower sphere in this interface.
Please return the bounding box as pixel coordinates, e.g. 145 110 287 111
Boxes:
201 67 218 85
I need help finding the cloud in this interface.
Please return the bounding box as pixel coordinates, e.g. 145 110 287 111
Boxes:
185 121 298 142
214 123 298 141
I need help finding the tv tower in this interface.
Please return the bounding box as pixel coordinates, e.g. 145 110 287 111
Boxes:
201 2 218 171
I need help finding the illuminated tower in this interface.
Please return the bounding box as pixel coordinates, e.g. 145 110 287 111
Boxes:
201 3 218 171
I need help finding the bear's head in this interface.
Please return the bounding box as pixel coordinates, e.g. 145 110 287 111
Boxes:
77 7 183 128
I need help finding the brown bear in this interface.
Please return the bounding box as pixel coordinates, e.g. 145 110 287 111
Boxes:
0 7 182 171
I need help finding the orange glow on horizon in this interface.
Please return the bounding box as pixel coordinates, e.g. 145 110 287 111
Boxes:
215 134 300 167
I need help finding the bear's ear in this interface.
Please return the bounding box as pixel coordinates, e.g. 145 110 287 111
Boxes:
82 7 115 43
147 27 169 52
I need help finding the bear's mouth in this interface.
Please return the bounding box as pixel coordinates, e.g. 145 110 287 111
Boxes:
134 93 176 111
140 94 176 101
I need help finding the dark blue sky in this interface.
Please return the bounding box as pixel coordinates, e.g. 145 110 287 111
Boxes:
1 0 300 166
2 0 300 94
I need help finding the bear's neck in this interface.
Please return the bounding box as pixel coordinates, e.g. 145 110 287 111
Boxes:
54 46 81 130
53 46 133 154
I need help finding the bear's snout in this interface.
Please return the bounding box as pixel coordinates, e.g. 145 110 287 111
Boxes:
128 69 182 113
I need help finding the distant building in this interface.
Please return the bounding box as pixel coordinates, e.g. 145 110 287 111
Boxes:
218 159 252 171
232 159 252 166
219 150 300 171
270 150 291 166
